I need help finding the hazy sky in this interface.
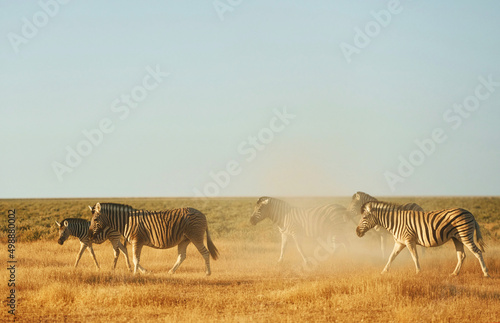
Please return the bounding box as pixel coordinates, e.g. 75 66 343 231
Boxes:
2 1 500 198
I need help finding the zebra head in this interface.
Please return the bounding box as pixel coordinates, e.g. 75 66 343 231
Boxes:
250 197 270 225
347 192 363 218
88 203 106 242
356 202 378 237
347 191 375 219
56 220 70 245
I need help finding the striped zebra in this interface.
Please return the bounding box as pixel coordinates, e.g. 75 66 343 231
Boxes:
56 218 131 271
88 202 219 276
356 201 490 277
347 191 424 258
250 197 349 265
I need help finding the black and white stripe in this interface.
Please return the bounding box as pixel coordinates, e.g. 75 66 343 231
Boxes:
347 191 424 258
356 201 489 277
88 203 219 276
250 197 348 265
56 218 131 271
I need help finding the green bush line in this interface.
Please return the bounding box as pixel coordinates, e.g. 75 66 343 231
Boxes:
1 196 499 243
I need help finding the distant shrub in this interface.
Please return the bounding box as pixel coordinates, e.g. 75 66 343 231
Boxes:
0 197 498 243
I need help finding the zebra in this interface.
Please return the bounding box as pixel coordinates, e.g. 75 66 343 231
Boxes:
356 201 490 277
250 196 349 265
88 202 219 276
347 191 424 258
56 218 131 271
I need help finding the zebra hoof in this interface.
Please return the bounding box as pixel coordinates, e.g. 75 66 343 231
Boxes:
168 270 175 275
205 272 211 276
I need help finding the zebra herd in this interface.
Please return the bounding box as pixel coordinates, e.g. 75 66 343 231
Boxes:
57 202 218 275
56 192 490 277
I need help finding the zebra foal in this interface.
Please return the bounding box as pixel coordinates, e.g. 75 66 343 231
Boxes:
250 197 348 265
56 218 131 271
88 203 219 276
356 201 490 277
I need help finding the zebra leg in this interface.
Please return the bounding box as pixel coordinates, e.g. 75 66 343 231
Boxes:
191 239 212 276
132 243 146 274
406 241 421 274
381 242 406 274
293 235 310 265
380 233 385 259
74 242 87 268
462 240 490 277
87 244 100 270
278 233 289 264
112 246 119 270
168 239 190 275
451 238 466 276
137 264 148 273
117 242 132 272
109 239 121 270
472 252 490 278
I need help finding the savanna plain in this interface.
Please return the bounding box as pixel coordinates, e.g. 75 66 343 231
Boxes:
1 196 500 322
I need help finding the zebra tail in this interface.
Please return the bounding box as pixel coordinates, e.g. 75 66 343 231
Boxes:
206 229 219 260
475 220 486 252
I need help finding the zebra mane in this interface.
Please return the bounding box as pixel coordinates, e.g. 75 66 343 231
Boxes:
263 197 292 210
257 196 270 204
354 191 376 201
60 218 89 225
361 201 404 213
98 203 136 212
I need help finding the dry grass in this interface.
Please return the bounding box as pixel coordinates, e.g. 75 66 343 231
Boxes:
1 197 500 322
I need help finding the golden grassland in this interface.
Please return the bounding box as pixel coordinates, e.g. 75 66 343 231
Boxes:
1 196 500 322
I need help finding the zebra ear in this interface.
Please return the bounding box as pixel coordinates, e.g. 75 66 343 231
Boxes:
88 205 93 212
261 198 269 205
95 203 101 212
355 193 361 200
63 220 69 227
55 221 61 227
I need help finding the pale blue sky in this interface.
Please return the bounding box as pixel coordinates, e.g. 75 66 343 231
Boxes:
1 1 500 198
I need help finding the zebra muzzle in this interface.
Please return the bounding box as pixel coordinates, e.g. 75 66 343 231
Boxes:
250 214 260 225
356 227 365 237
